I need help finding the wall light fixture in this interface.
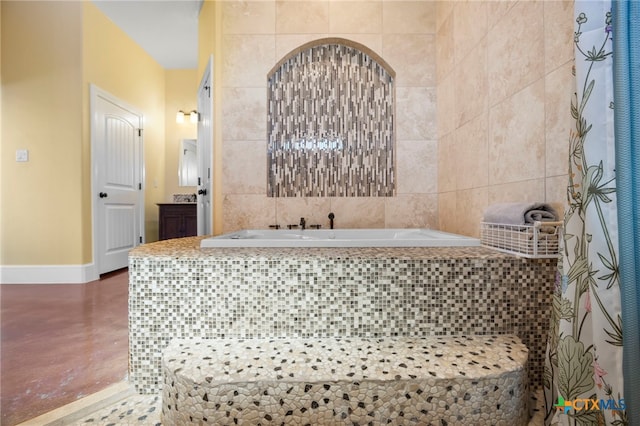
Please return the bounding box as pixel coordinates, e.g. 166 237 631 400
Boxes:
176 110 199 124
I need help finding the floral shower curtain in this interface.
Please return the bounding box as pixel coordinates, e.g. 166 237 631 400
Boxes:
544 0 627 424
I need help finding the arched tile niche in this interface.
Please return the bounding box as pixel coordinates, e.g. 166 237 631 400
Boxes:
267 38 396 197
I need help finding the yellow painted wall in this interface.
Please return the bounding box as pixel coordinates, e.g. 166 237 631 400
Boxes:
0 1 169 268
198 1 215 84
1 1 84 265
0 2 3 256
165 69 198 199
83 2 166 244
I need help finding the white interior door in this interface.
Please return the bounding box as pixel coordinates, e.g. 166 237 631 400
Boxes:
92 86 144 274
197 57 213 236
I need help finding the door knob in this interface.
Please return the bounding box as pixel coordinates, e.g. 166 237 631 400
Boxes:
198 189 207 195
99 192 108 198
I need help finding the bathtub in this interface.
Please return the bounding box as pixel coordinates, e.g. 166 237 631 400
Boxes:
200 228 480 248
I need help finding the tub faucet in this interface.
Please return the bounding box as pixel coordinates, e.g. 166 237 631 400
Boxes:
299 217 306 230
328 212 335 229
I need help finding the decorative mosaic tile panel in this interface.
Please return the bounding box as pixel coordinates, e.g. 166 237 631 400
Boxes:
129 237 555 395
267 39 395 197
161 335 530 425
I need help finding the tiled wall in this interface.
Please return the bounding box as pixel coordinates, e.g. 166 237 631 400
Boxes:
267 40 395 197
221 1 437 232
436 1 574 237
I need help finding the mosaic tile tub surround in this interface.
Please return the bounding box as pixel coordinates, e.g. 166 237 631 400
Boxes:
162 335 530 425
129 237 555 396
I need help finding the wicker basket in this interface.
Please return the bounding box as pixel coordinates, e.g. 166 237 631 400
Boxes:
480 221 563 258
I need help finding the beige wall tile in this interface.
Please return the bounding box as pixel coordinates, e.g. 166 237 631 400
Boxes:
218 1 443 231
383 34 435 87
222 1 276 35
454 37 487 128
438 132 456 193
435 0 453 33
327 197 385 228
437 74 455 138
396 87 437 140
276 1 329 34
438 191 456 233
275 197 332 228
221 88 267 141
329 1 382 34
223 194 277 232
486 0 518 32
330 34 383 56
544 0 574 74
436 10 454 82
222 35 275 88
456 187 488 238
488 1 544 106
488 80 545 185
222 140 267 195
436 0 574 236
545 61 573 177
545 174 569 218
487 179 545 206
385 194 438 228
455 112 488 190
396 140 437 194
275 34 330 61
382 1 436 34
452 0 487 65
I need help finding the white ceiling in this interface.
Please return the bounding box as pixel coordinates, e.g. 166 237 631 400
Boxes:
92 0 203 69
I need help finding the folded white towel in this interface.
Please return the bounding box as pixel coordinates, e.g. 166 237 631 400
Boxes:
483 202 559 226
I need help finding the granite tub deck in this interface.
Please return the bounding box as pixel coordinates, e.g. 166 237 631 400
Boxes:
129 236 555 396
162 335 530 425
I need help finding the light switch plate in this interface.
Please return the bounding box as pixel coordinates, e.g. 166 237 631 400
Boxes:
16 149 29 162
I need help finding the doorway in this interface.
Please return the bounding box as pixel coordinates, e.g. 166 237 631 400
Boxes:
90 85 144 274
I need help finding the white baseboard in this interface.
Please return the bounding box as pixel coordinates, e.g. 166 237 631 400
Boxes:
0 263 99 284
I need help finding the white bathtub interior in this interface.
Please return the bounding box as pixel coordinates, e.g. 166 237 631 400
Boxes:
200 228 480 248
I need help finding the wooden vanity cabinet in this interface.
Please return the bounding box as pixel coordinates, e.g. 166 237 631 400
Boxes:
158 203 197 240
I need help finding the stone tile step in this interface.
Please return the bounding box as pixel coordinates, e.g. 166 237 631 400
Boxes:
162 335 530 425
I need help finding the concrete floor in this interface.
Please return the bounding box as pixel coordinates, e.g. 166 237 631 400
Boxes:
0 269 129 426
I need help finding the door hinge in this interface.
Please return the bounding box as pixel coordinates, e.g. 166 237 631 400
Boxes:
138 183 142 190
137 129 143 137
139 236 143 244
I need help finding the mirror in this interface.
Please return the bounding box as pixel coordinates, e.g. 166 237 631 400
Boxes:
179 139 198 187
